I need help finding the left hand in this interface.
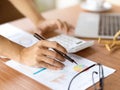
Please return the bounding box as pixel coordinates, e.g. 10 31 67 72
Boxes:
35 19 74 35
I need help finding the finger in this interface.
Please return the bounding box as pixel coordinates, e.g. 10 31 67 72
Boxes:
63 21 69 34
38 40 67 53
69 24 74 30
35 28 43 35
56 19 64 30
40 49 65 62
38 55 65 68
37 61 63 70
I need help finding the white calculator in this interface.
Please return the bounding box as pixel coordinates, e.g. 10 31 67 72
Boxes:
48 34 94 53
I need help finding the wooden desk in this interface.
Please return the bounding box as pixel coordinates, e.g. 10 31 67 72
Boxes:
1 5 120 90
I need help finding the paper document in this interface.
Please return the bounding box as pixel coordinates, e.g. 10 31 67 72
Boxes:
0 23 39 47
5 54 115 90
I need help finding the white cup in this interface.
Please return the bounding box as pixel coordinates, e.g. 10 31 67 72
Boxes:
86 0 104 9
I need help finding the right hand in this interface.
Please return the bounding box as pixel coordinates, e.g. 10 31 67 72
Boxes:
19 40 67 70
36 19 74 35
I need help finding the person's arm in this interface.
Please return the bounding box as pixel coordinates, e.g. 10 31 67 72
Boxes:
0 35 24 62
0 35 66 70
9 0 44 26
9 0 72 35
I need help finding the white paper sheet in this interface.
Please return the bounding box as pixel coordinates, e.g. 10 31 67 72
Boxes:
5 54 115 90
0 23 39 47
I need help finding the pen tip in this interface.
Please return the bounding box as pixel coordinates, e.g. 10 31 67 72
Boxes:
74 61 78 65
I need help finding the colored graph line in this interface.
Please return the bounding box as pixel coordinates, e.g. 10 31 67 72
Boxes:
33 68 46 75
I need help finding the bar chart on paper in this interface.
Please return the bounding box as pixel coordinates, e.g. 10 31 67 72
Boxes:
5 54 115 90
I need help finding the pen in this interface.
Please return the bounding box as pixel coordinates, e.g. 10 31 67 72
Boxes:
34 33 78 65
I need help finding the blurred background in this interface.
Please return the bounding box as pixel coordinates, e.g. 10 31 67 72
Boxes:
0 0 120 24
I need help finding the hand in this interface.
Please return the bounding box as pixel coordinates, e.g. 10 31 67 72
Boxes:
19 40 67 70
35 19 74 35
